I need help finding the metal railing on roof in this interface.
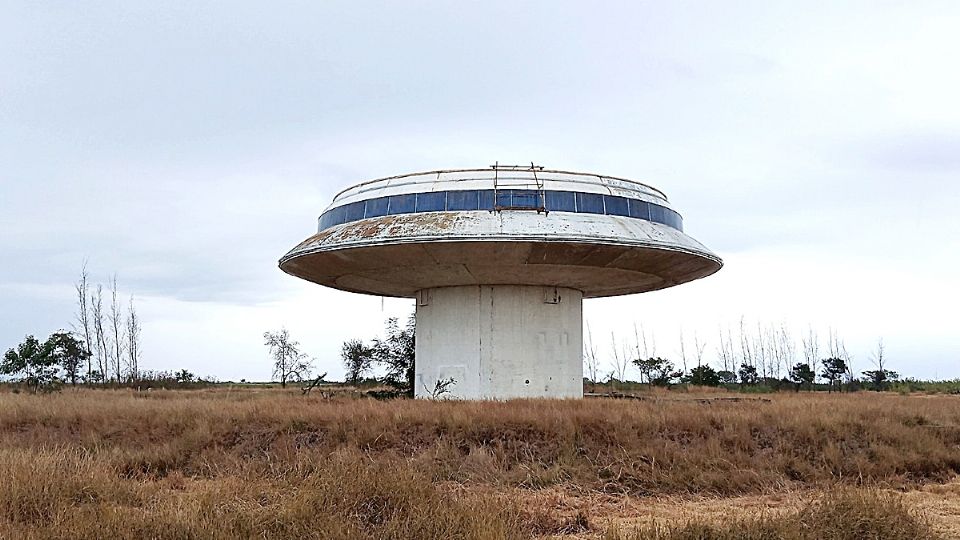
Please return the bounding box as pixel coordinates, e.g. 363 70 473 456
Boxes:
330 166 669 204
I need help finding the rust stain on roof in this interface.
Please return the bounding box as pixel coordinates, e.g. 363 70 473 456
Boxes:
295 213 464 251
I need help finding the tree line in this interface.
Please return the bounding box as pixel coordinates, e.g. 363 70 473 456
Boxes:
261 315 415 396
1 263 143 391
585 319 900 392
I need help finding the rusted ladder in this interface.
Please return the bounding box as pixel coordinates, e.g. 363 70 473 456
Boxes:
490 161 547 214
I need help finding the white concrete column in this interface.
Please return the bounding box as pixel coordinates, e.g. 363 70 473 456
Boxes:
414 285 583 399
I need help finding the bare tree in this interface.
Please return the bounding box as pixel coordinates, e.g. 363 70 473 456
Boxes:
300 372 329 396
841 340 855 385
759 323 781 380
738 317 755 376
583 323 600 390
871 338 886 371
91 284 109 381
863 337 898 391
635 322 656 359
754 321 769 379
801 325 819 379
74 261 94 379
692 331 707 369
717 326 735 374
125 295 141 380
772 323 795 380
109 275 125 382
677 327 688 374
826 327 854 387
263 328 313 388
610 332 630 383
827 327 841 359
767 323 782 379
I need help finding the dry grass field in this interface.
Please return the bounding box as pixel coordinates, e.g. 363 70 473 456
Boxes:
1 388 959 539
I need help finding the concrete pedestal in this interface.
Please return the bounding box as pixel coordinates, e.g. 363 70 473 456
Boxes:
414 285 583 399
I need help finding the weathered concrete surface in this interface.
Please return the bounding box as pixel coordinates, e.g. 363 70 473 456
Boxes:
414 285 582 400
279 211 721 298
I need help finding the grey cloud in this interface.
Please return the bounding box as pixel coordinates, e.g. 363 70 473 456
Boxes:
865 133 960 173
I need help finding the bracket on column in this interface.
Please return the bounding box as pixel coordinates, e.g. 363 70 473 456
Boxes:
543 287 561 304
417 289 431 306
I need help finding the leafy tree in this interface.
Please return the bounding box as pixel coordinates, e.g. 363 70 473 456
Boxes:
683 365 721 386
652 366 682 387
632 357 679 387
862 368 899 391
820 357 847 393
263 329 313 388
788 362 816 391
737 363 759 386
44 331 91 385
632 356 657 384
175 369 196 384
341 338 374 385
372 316 416 395
2 335 61 392
717 370 737 385
633 356 677 386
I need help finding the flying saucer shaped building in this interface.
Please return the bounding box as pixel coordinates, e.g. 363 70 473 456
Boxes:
280 165 721 399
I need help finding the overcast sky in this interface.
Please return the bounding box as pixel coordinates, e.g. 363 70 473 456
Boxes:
2 1 958 382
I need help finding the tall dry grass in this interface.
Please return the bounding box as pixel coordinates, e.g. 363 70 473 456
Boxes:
2 389 957 493
0 389 957 537
0 446 528 539
607 488 941 539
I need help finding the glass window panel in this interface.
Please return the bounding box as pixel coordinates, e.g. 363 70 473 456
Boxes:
604 195 629 216
364 197 389 218
322 205 346 228
446 190 479 210
511 190 540 208
628 199 649 220
663 210 674 229
649 204 666 225
576 192 604 214
318 213 331 230
478 190 495 210
545 190 576 211
387 193 416 215
336 205 350 226
666 210 683 231
343 201 365 222
416 191 446 212
495 189 512 208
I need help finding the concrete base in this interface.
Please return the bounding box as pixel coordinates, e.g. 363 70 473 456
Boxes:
414 285 583 400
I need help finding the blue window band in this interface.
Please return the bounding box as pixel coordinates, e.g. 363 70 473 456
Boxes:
319 189 683 232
